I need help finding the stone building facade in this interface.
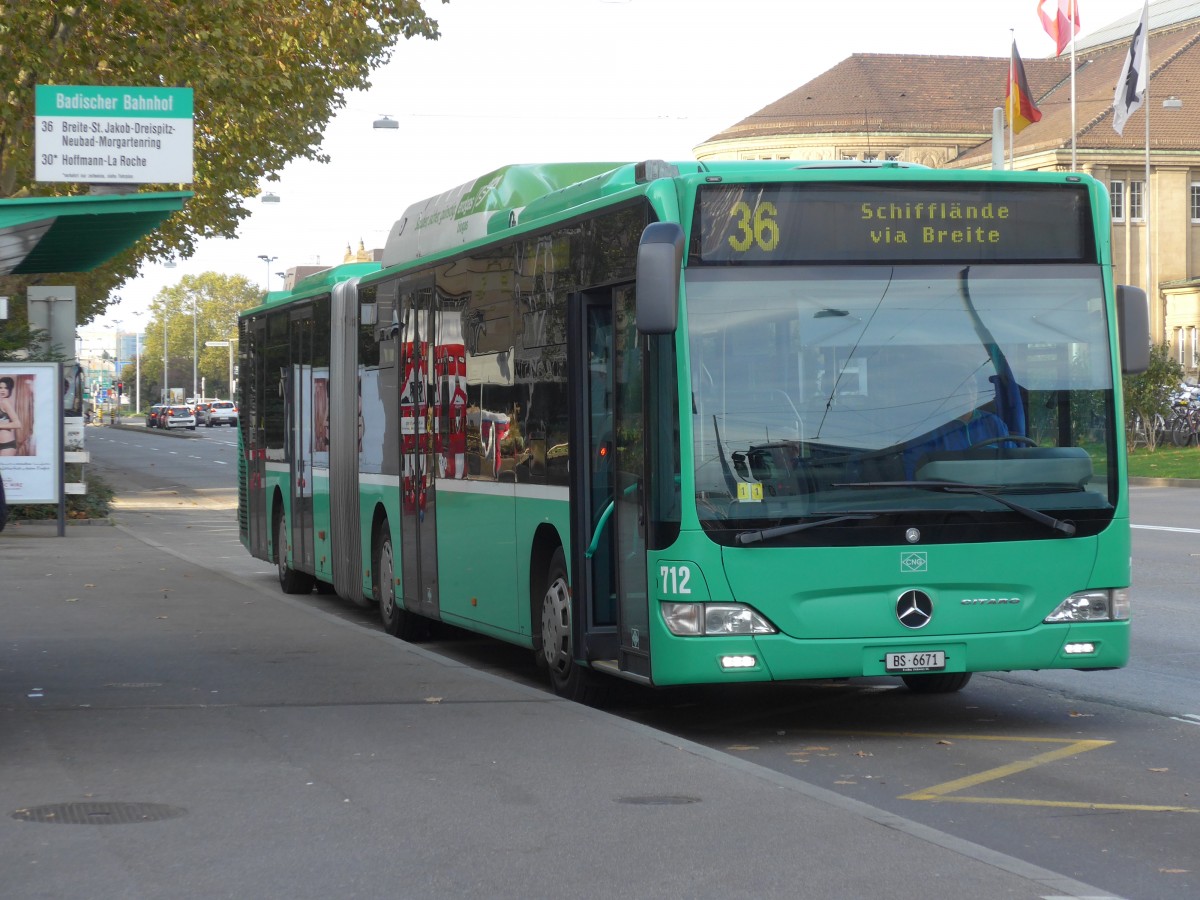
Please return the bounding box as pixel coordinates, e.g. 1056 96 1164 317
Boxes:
695 1 1200 377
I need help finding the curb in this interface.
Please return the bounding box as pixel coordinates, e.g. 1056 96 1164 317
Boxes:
1128 476 1200 488
105 422 198 437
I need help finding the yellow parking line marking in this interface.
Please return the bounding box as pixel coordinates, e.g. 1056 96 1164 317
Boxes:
909 796 1200 813
780 729 1200 814
898 737 1200 813
901 739 1111 799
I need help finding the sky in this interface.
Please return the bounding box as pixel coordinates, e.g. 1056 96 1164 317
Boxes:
94 0 1144 331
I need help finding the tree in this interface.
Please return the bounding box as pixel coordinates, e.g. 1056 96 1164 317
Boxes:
0 322 60 361
141 272 260 403
0 1 442 323
1123 342 1184 452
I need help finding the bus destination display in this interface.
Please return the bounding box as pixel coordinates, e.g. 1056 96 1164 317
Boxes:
693 183 1095 264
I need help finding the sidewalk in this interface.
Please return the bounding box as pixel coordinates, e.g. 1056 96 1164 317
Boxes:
1 524 1119 899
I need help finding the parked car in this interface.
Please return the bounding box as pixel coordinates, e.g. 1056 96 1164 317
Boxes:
162 405 196 430
202 400 238 427
146 404 166 427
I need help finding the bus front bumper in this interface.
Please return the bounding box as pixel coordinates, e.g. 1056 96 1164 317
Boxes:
648 621 1129 686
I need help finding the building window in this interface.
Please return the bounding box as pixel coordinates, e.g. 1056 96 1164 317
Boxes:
1191 184 1200 223
1190 326 1199 368
1110 181 1124 221
1129 180 1144 221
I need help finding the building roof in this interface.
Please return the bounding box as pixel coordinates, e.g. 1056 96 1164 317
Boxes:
1079 0 1200 51
699 2 1200 164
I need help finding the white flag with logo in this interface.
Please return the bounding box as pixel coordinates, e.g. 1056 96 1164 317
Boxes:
1113 0 1150 135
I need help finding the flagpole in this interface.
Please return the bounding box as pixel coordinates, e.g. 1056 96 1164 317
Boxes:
1008 35 1015 170
1070 0 1077 170
1144 47 1152 307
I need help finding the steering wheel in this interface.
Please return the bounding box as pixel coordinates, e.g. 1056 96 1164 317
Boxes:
967 434 1037 451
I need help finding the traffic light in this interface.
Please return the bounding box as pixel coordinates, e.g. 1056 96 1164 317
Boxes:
117 381 124 394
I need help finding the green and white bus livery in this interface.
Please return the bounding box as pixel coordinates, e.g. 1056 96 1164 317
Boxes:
238 159 1148 701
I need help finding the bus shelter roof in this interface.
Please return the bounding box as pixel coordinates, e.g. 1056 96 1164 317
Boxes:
0 190 190 275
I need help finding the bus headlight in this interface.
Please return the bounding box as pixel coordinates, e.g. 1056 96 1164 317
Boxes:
662 602 777 636
1044 589 1130 623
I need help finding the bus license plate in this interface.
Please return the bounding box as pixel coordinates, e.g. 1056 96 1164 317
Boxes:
885 651 946 672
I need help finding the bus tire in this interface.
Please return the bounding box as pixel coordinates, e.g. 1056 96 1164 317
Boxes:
901 672 972 694
274 508 314 595
539 548 607 705
374 526 427 642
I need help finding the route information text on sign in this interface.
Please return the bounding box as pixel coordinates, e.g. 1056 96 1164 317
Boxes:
35 85 194 184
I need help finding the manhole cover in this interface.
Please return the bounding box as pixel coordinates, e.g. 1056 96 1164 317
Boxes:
616 795 701 806
12 802 187 825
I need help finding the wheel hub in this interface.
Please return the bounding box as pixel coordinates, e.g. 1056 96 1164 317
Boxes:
378 542 395 618
540 576 571 674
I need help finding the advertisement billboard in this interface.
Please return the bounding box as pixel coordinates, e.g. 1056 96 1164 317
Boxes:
0 363 64 504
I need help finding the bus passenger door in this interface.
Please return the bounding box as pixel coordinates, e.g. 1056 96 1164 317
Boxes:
289 309 315 573
569 284 651 680
397 283 440 619
242 317 268 560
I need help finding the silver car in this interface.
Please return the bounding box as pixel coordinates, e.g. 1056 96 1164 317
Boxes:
162 405 196 430
202 400 238 427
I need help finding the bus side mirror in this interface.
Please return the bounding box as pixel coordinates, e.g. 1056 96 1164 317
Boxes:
636 222 683 335
1116 285 1150 375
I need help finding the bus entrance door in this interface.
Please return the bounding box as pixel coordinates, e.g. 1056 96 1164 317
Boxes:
397 285 440 620
243 318 268 559
289 310 316 574
570 285 651 681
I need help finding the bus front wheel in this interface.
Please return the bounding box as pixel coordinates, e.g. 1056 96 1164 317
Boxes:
901 672 972 693
374 526 427 642
538 548 606 704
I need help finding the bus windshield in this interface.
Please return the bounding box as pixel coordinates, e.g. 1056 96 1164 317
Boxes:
686 263 1117 542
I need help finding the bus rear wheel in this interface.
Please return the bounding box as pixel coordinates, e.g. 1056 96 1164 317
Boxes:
900 672 972 693
538 548 606 705
274 509 314 595
374 526 427 642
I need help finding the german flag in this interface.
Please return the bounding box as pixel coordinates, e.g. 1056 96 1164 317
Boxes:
1006 41 1042 133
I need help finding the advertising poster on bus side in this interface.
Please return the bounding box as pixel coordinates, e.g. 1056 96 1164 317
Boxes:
0 362 63 504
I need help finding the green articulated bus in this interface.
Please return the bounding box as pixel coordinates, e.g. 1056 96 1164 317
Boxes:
238 159 1150 702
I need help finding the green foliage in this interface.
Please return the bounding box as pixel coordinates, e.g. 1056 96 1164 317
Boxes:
139 271 261 399
0 322 63 361
0 0 443 323
1127 446 1200 479
1123 342 1184 452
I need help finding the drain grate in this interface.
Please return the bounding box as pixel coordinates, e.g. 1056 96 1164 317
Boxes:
616 795 701 806
12 802 187 825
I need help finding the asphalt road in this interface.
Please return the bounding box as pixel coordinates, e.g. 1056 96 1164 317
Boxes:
85 423 1200 900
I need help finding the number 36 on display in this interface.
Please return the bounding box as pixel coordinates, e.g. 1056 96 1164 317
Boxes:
727 200 780 253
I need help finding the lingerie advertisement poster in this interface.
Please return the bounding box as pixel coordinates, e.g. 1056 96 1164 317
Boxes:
0 362 63 504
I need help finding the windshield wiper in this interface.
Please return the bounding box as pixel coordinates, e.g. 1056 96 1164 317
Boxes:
846 481 1076 536
736 513 879 546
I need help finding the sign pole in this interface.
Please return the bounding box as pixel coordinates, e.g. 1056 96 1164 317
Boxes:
57 362 66 537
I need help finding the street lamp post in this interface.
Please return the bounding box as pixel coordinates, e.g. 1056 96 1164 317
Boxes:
162 308 169 403
192 295 198 402
258 254 277 290
128 310 144 416
111 319 123 423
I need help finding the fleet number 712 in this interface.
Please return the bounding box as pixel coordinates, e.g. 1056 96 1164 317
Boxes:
659 565 692 595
